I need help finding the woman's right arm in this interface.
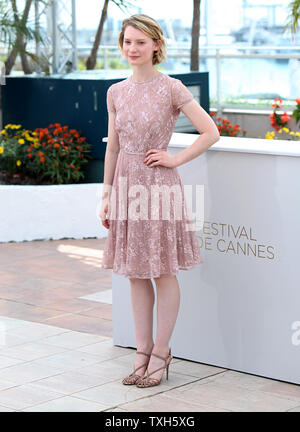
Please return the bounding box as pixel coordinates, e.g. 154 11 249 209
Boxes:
100 107 120 229
102 110 120 199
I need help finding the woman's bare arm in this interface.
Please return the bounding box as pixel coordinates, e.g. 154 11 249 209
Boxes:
102 111 120 199
173 100 220 168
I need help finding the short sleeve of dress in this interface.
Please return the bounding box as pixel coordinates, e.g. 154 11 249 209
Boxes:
171 78 194 111
106 86 116 114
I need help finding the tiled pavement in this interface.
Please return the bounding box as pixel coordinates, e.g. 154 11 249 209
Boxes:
0 238 299 412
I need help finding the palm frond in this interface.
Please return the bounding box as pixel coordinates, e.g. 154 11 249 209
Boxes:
282 0 300 35
0 0 46 46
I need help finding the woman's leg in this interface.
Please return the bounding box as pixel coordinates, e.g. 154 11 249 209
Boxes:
146 274 180 381
129 277 155 376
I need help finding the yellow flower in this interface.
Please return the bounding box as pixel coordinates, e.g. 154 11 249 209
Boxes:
33 140 40 148
4 124 11 129
265 132 274 139
18 138 25 145
282 127 289 133
16 160 22 166
278 129 282 133
290 131 295 135
0 130 6 135
0 146 4 154
295 132 300 137
15 125 21 129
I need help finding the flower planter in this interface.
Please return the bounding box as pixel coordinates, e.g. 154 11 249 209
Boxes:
222 108 299 138
0 183 107 242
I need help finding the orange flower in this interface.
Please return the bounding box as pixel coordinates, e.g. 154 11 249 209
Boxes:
272 97 282 109
296 98 300 105
281 112 290 123
40 156 45 162
54 143 60 148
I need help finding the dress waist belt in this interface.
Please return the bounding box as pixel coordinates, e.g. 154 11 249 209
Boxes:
120 148 146 155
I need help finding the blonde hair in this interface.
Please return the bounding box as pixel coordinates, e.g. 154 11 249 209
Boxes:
118 14 167 65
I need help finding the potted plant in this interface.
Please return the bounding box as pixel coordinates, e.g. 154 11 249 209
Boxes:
209 112 247 137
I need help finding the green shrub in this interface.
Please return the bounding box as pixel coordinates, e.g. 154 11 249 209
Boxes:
0 123 92 184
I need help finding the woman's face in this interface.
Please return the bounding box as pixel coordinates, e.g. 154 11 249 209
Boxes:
122 25 159 66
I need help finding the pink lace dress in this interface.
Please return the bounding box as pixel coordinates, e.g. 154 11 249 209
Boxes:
101 71 203 278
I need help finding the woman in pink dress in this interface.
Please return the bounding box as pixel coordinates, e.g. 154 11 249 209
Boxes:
99 14 220 388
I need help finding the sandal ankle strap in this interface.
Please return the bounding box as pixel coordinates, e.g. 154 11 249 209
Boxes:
150 347 172 362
